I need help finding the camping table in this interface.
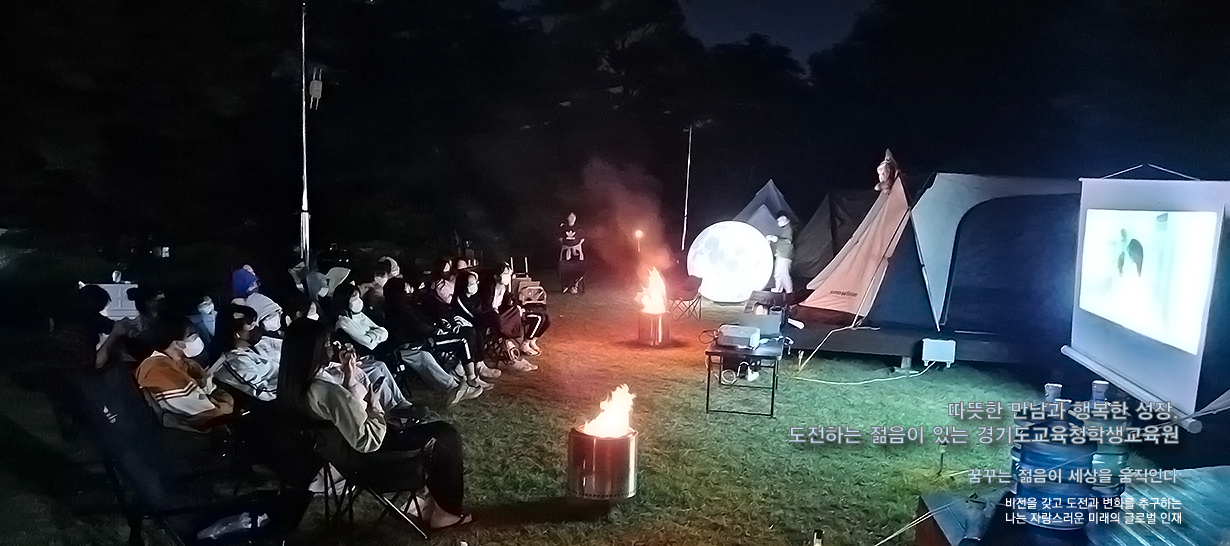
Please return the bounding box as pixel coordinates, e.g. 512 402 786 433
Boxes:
705 338 785 417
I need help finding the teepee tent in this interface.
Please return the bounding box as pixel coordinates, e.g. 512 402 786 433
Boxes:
734 180 798 227
798 171 1081 343
791 190 879 280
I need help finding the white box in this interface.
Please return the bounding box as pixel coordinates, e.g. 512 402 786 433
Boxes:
922 338 957 364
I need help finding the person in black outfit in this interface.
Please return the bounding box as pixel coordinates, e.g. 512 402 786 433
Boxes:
558 212 586 293
383 278 484 405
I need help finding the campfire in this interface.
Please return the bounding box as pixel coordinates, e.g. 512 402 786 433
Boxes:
636 267 671 346
568 385 639 502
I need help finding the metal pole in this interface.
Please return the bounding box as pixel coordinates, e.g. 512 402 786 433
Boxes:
681 125 693 251
299 1 311 265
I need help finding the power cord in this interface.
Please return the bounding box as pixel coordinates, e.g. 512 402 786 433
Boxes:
793 360 938 386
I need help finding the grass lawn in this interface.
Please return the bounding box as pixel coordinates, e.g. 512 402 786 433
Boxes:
294 280 1076 546
0 277 1159 546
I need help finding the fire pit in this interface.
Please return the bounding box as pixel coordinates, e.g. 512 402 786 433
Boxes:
567 385 638 502
636 268 671 346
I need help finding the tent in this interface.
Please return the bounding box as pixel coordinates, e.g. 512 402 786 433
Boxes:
734 180 798 229
790 190 879 281
799 173 1081 344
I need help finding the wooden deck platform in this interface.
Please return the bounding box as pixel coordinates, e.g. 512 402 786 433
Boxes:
784 323 1065 365
915 465 1230 546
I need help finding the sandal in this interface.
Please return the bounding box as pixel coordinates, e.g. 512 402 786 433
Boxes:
431 513 474 531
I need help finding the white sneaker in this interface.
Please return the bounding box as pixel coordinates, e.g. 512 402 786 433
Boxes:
470 376 494 389
512 359 537 372
528 339 543 354
448 384 482 405
520 341 540 356
477 361 502 379
746 369 760 382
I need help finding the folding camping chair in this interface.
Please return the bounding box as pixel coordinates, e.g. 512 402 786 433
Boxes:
668 276 703 320
509 257 548 306
304 418 432 540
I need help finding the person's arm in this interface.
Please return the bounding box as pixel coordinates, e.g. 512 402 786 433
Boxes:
314 382 386 453
95 321 128 368
338 314 384 350
216 351 278 401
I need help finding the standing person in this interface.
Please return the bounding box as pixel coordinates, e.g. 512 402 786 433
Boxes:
558 212 586 294
765 212 794 293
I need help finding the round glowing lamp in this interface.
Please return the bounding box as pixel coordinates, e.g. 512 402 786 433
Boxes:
686 221 773 302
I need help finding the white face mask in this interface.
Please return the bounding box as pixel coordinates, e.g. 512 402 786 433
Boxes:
349 298 363 313
198 302 215 315
182 335 205 358
500 273 512 286
466 284 478 296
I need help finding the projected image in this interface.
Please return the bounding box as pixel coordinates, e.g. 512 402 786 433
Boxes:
1079 209 1219 354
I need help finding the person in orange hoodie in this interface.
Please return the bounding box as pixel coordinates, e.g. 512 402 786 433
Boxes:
135 316 235 432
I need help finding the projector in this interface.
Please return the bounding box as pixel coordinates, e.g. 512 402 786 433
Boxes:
717 325 761 349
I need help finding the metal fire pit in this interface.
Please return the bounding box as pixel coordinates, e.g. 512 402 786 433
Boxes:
637 312 671 346
567 427 638 501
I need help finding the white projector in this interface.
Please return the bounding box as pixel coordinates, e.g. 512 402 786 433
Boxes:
717 325 761 349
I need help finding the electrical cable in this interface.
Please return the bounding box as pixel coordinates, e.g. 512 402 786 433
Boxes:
793 360 938 386
871 499 959 546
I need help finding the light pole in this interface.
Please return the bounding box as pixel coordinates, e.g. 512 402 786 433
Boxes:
680 125 693 252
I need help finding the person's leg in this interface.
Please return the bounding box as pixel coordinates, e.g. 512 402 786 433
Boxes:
397 347 459 391
358 357 410 409
780 258 794 293
383 421 466 517
772 257 788 292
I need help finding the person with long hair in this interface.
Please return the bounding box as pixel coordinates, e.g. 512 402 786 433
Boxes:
479 263 548 369
420 272 498 387
279 319 471 529
383 277 483 405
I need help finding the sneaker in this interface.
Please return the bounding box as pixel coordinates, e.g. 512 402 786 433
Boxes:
520 341 540 356
448 384 482 405
512 359 537 372
477 361 502 379
470 376 494 389
528 339 543 354
746 369 760 382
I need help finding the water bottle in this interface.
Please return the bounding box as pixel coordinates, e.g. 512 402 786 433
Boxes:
1088 380 1128 498
1010 383 1061 492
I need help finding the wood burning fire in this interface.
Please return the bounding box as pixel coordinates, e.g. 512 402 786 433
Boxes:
636 267 671 346
567 385 638 502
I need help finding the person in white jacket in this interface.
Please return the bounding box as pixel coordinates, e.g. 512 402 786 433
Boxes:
214 304 410 411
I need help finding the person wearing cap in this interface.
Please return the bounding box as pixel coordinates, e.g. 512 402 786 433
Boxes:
232 265 285 335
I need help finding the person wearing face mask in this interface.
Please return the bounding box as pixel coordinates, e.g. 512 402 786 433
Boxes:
211 306 282 402
452 272 502 380
134 317 235 432
233 265 286 335
383 278 483 405
331 284 420 408
420 273 496 387
189 296 218 361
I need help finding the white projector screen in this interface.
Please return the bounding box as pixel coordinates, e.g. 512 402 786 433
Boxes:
1078 210 1218 354
1069 179 1229 417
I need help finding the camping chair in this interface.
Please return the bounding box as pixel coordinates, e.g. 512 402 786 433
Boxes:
509 257 548 306
301 418 431 540
668 276 703 320
74 366 309 546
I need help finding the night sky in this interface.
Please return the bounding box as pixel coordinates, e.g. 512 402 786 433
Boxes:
682 0 872 64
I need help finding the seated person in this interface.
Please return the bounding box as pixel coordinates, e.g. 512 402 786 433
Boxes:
213 305 409 411
331 284 417 409
189 296 219 364
279 319 471 530
210 306 282 402
452 271 504 378
70 284 119 370
134 317 235 432
232 265 285 335
359 258 396 324
115 287 166 365
492 263 550 357
384 278 483 405
421 276 497 385
282 290 321 326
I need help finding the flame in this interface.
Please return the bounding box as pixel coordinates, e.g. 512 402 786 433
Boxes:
581 385 636 438
637 267 667 314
